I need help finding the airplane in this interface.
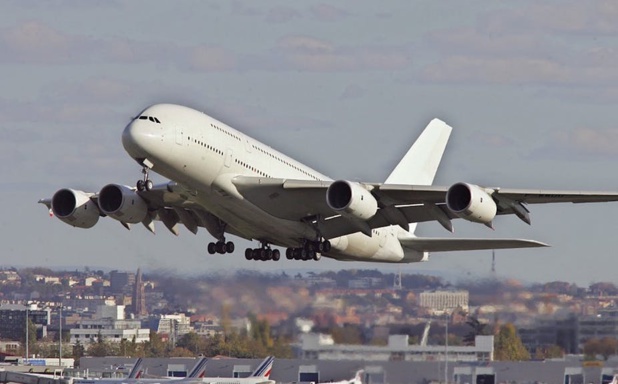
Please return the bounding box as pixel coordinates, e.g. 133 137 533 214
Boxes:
70 357 273 384
318 369 363 384
39 103 618 263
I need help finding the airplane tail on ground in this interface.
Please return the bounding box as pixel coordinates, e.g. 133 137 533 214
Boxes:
127 358 143 379
187 357 208 378
250 356 274 378
351 369 364 384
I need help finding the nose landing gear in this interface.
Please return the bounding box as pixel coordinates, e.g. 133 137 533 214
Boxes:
136 166 153 191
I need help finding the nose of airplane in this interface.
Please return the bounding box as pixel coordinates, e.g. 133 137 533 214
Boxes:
122 119 160 160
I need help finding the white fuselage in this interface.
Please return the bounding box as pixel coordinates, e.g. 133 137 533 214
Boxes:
122 104 411 262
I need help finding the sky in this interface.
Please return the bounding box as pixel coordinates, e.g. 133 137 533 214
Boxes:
2 1 618 285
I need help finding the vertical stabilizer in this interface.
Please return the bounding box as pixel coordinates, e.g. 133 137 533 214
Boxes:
385 118 452 235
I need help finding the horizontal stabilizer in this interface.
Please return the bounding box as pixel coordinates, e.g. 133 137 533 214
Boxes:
400 237 548 252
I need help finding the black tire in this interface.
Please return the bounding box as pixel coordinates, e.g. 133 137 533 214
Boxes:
286 248 293 259
136 180 145 191
216 242 226 254
322 240 331 252
145 179 153 191
245 248 253 260
207 242 216 254
225 241 235 253
313 252 321 261
272 249 281 261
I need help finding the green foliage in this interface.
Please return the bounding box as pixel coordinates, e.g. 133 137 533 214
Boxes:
534 344 564 359
494 323 530 361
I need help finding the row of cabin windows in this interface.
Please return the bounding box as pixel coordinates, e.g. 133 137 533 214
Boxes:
251 144 320 180
188 137 223 155
138 115 161 124
211 123 241 141
235 158 269 177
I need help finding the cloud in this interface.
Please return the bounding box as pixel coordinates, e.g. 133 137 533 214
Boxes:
309 4 350 22
421 56 569 85
340 84 365 100
265 6 301 24
274 35 412 72
188 45 238 71
467 132 515 148
530 127 618 161
480 2 618 36
0 21 86 63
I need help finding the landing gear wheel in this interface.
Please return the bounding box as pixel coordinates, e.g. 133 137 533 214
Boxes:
137 180 145 192
145 179 153 191
322 240 331 252
225 241 235 253
207 242 216 255
215 242 226 254
245 248 253 260
286 248 293 260
272 249 281 261
313 252 321 261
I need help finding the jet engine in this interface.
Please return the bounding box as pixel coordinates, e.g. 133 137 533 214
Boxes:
51 189 100 228
446 182 497 224
98 184 148 224
326 180 378 220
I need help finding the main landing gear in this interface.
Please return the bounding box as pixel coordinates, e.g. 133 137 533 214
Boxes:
208 241 235 255
285 240 331 261
136 166 153 192
245 243 281 261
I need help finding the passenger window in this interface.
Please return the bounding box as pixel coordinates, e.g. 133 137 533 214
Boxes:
149 117 155 122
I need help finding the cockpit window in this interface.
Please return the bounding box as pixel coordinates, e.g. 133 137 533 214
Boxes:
138 115 161 124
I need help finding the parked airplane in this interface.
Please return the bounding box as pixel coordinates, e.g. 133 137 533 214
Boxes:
39 104 618 263
319 370 363 384
71 357 273 384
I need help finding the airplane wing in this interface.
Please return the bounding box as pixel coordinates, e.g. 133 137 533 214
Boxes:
232 176 618 237
38 182 242 239
400 237 548 252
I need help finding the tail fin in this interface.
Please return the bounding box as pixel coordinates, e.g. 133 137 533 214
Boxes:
127 358 143 379
250 356 274 378
187 357 208 378
351 369 364 384
385 118 452 235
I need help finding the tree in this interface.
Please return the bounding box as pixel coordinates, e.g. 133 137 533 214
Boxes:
463 316 489 345
584 337 618 361
494 323 530 361
534 344 564 360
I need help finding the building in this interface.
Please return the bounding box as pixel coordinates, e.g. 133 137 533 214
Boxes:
300 333 493 362
109 270 135 294
132 268 147 317
0 304 50 341
69 304 149 344
419 290 469 314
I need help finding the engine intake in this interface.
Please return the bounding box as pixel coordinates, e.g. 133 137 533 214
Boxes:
51 189 100 228
446 182 497 224
326 180 378 221
98 184 148 224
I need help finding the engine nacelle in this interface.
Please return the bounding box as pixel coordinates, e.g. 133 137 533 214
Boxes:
446 182 497 224
98 184 148 224
51 189 100 228
326 180 378 221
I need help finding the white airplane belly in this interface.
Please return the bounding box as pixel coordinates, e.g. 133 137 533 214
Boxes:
329 231 404 262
